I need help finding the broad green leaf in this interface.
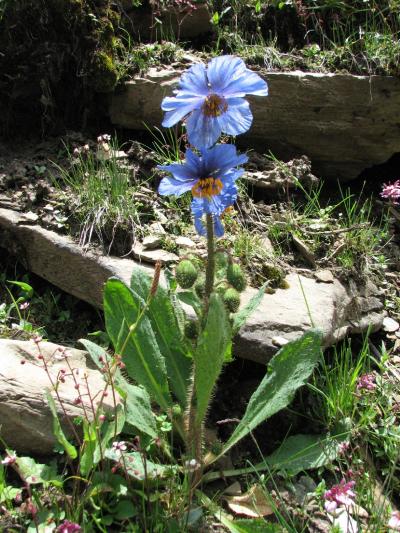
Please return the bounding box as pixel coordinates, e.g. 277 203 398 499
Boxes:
45 390 77 460
16 457 62 486
194 293 232 426
221 330 322 456
259 432 348 475
105 449 176 480
81 339 157 439
80 419 97 476
203 431 348 484
232 283 267 335
130 268 191 407
104 278 172 411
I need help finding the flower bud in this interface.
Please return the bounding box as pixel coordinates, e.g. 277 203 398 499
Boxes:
184 320 198 340
227 262 246 292
223 288 241 312
175 260 198 289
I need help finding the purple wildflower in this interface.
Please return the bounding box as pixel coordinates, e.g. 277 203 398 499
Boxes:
324 479 356 514
381 180 400 204
357 373 376 391
56 520 82 533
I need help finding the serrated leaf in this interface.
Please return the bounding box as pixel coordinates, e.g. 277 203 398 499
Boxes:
104 278 172 411
232 283 267 335
45 390 77 460
130 268 191 407
194 293 232 426
221 330 322 456
80 339 157 439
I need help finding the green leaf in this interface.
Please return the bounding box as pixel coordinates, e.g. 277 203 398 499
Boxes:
260 432 347 475
104 278 172 411
80 419 97 477
81 339 157 439
114 500 137 520
7 280 34 298
221 330 322 456
105 449 176 481
45 390 77 460
232 283 267 335
194 293 232 426
16 457 62 486
130 268 191 407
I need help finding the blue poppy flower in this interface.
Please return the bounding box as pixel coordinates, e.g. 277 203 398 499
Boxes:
158 144 248 236
192 177 238 237
161 55 269 149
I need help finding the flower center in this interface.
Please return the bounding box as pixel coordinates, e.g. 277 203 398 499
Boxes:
202 94 228 118
192 177 223 199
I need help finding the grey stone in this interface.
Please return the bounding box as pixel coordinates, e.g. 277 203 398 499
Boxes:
175 236 196 249
0 208 385 365
0 339 120 455
132 242 179 264
142 234 163 250
110 69 400 181
315 269 335 283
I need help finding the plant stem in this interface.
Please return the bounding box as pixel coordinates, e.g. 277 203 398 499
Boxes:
204 214 215 305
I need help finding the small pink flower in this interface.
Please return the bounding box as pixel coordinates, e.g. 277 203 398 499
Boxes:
381 180 400 204
19 302 29 310
388 511 400 531
357 373 376 391
324 479 356 514
1 454 17 466
112 441 127 453
338 441 350 454
56 520 82 533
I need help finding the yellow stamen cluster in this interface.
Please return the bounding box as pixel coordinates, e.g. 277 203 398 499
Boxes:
202 94 228 117
192 177 223 199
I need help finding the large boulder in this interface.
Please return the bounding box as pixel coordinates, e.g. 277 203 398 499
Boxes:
0 339 119 455
110 67 400 181
0 207 385 366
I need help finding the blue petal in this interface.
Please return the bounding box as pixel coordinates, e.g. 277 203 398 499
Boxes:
161 96 204 128
200 144 248 177
207 56 247 94
178 63 209 97
193 213 225 238
213 216 225 237
217 98 253 136
157 162 196 182
158 175 196 196
221 69 269 98
186 109 221 149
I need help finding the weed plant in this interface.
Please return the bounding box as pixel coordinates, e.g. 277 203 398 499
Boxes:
53 137 150 253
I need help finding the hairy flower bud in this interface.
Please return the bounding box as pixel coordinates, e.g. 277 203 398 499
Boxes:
227 262 246 292
175 260 198 289
223 288 241 312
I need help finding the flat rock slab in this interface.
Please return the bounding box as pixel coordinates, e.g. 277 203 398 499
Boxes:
0 207 385 364
0 339 119 455
110 68 400 181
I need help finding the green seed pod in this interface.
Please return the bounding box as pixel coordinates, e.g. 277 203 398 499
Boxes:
184 320 198 340
227 262 247 292
194 275 206 298
175 259 198 289
171 404 183 418
223 287 241 313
